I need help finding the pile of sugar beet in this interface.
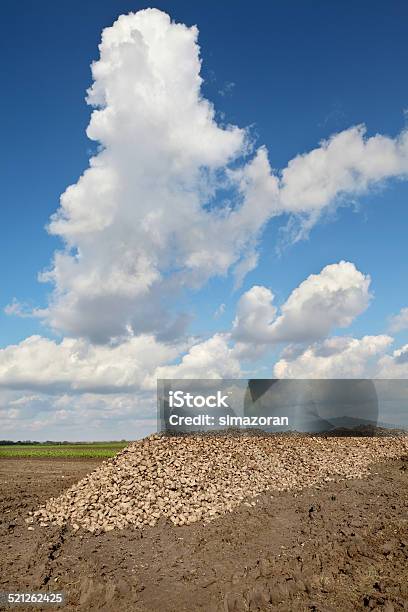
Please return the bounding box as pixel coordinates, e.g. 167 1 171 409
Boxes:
31 432 408 533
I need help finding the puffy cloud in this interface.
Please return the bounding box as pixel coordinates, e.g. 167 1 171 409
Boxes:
274 335 393 378
40 9 280 342
280 125 408 213
388 307 408 332
270 261 371 342
153 333 241 380
0 331 239 394
233 261 371 345
377 344 408 377
232 285 277 344
0 334 184 393
231 124 408 239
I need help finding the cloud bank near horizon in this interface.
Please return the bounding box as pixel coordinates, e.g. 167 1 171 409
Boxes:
2 259 407 392
2 258 408 439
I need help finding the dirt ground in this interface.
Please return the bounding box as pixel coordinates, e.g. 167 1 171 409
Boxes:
0 455 407 612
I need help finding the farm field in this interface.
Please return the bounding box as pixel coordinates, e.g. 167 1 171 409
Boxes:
0 442 128 459
0 443 407 611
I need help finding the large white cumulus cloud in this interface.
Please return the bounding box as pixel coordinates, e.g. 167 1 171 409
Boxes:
43 9 280 342
24 8 407 344
233 261 371 345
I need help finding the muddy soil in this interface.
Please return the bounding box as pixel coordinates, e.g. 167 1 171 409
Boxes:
0 456 407 611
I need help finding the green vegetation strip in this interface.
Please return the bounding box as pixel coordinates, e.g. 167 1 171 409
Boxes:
0 442 128 458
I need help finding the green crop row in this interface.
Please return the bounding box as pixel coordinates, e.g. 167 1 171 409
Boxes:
0 442 128 458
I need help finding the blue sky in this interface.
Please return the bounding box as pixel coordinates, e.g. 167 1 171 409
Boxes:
1 1 408 439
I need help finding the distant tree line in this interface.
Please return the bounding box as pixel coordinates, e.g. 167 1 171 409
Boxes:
0 440 70 445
